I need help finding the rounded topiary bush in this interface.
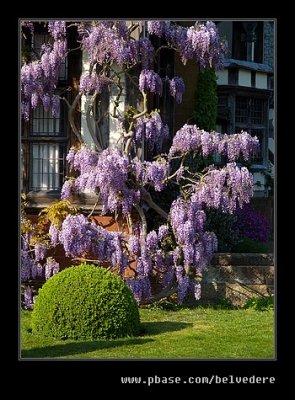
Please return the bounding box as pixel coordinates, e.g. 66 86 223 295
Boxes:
31 264 140 340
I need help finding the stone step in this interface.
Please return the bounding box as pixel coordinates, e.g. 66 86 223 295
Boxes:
211 253 274 266
200 282 274 306
203 265 274 285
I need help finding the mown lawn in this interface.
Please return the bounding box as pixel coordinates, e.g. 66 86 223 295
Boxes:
21 307 274 359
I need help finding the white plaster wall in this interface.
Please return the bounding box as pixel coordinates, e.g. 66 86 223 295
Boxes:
81 52 127 150
268 137 274 155
80 22 144 151
238 70 251 87
253 171 266 192
109 65 126 148
81 50 96 149
108 21 141 148
256 72 268 89
216 69 228 85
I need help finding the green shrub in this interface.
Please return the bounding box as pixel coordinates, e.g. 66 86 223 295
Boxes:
243 296 274 311
31 264 140 340
192 68 217 132
232 237 272 253
212 297 236 310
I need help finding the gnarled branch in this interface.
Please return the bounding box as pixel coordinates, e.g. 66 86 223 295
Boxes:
142 286 178 304
60 93 83 143
85 92 103 151
134 204 147 239
141 189 168 220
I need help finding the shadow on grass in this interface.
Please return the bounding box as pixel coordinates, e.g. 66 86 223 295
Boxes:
140 321 192 336
22 322 191 358
21 337 153 359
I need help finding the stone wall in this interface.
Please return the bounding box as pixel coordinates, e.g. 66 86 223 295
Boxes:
263 21 274 69
201 253 274 305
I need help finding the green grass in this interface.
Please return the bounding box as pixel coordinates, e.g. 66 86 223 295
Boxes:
21 307 274 359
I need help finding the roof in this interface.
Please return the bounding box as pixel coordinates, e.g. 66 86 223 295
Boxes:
224 58 273 73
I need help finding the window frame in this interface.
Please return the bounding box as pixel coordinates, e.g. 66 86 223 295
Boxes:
33 32 68 82
235 95 268 164
21 25 71 195
232 21 263 63
22 99 69 194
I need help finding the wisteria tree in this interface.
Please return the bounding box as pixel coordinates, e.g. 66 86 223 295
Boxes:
21 20 259 308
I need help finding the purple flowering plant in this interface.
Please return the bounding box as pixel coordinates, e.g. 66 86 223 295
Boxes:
235 204 271 242
21 20 259 307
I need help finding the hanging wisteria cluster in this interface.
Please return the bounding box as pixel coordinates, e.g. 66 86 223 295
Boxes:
21 21 67 120
61 146 172 213
21 234 60 309
168 77 185 104
21 20 260 307
169 198 218 302
79 73 112 95
147 20 227 69
191 163 254 213
134 111 169 151
169 125 259 160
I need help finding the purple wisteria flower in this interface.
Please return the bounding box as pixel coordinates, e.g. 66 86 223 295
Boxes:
134 112 169 152
79 73 112 95
44 257 60 280
191 163 254 213
64 147 139 215
147 21 168 37
169 196 217 275
20 20 259 307
126 277 151 304
148 20 228 69
158 224 169 241
143 159 170 191
178 274 190 303
139 37 155 69
91 148 138 214
139 69 163 95
61 180 74 200
169 125 259 161
166 21 227 69
110 233 129 275
48 21 66 40
81 21 140 67
21 250 35 281
51 95 60 117
34 242 48 262
128 235 140 255
71 145 99 174
24 285 34 309
235 204 271 241
21 21 67 120
168 76 185 104
146 230 158 252
59 214 98 257
57 214 129 274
